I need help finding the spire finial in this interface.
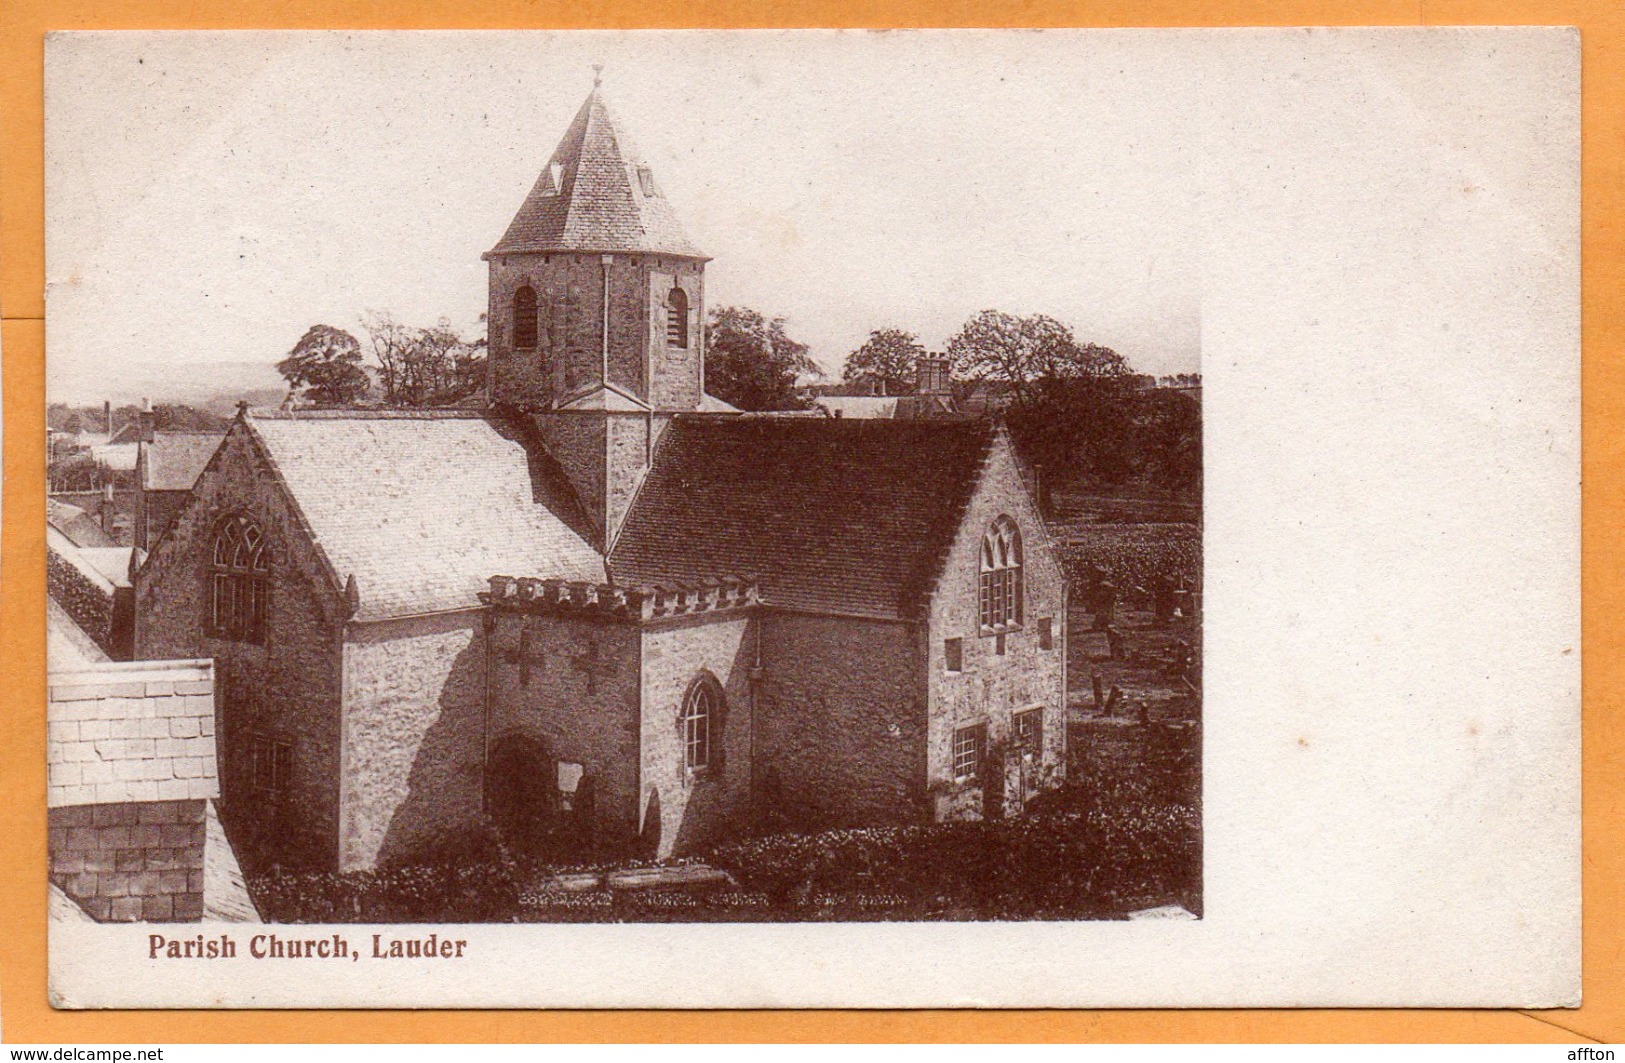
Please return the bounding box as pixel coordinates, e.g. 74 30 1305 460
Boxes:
592 64 603 88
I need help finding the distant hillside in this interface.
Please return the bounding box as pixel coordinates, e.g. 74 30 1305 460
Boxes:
48 360 287 410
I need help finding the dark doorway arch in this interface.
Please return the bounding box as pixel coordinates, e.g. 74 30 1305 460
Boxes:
487 734 553 854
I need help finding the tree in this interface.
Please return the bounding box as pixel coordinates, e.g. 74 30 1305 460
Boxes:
946 310 1137 487
946 310 1129 403
705 307 821 411
151 404 228 432
276 325 371 407
842 328 926 396
361 312 487 408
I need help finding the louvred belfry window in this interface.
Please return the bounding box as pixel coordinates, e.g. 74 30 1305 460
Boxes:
666 286 689 349
210 515 269 643
513 285 539 349
978 515 1023 633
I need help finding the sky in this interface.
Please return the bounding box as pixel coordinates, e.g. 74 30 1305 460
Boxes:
45 30 1202 399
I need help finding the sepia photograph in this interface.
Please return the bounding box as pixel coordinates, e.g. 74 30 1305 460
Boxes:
42 28 1575 1010
46 30 1202 933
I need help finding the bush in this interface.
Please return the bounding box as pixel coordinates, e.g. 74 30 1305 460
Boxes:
248 816 527 923
709 723 1200 920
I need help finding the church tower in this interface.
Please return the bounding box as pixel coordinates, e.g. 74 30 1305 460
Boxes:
485 74 712 550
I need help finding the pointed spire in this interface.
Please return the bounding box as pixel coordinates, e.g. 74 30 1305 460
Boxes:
488 82 706 259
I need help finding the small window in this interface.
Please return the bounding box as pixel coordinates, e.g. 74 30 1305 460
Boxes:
952 723 987 783
251 735 293 798
944 638 963 673
681 675 721 772
665 286 689 349
209 515 269 643
1013 708 1044 756
636 165 656 197
1038 617 1054 651
512 285 538 350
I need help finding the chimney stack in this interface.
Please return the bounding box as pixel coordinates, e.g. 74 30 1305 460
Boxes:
103 400 112 436
915 356 951 397
138 398 155 444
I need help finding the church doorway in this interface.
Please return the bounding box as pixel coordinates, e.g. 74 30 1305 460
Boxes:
487 734 554 855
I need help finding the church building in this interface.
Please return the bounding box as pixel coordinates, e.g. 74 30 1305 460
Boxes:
132 81 1068 872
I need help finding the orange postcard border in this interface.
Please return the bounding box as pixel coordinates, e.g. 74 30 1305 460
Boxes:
1 0 1616 1044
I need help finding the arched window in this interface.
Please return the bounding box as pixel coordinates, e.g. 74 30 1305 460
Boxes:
512 285 538 350
978 515 1023 632
210 515 269 643
680 674 722 772
665 285 689 349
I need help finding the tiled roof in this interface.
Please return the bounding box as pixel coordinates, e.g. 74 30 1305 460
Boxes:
609 416 996 620
489 87 705 259
142 432 223 491
47 659 219 808
47 499 117 548
248 410 606 620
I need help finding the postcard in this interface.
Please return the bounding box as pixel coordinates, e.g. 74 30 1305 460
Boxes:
43 27 1578 1008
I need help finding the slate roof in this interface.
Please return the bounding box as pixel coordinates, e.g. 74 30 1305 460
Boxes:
47 659 218 808
609 416 997 620
141 432 223 491
247 410 606 621
47 498 117 548
489 86 705 259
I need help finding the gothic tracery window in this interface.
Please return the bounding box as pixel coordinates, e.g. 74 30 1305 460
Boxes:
210 515 269 643
978 515 1023 632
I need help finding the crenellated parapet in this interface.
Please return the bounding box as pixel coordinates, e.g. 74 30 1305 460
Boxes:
481 575 760 623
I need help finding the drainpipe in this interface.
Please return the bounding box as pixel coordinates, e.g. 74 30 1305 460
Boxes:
481 607 496 815
749 611 763 812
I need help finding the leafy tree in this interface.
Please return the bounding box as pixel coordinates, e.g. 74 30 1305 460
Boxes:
1138 388 1202 495
48 404 82 433
947 310 1128 402
946 309 1137 487
361 312 487 408
151 404 229 432
276 325 371 407
705 307 821 411
842 328 926 396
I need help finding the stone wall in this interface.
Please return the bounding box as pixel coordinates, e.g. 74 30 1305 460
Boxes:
639 614 755 857
46 536 120 659
48 801 207 922
756 614 927 830
488 253 703 412
340 611 487 871
137 487 190 552
133 423 348 868
485 611 643 853
926 432 1068 819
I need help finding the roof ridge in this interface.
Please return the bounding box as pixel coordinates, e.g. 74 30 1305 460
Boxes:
249 407 491 421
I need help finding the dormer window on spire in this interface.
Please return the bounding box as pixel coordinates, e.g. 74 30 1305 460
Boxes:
636 165 655 197
545 162 564 196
